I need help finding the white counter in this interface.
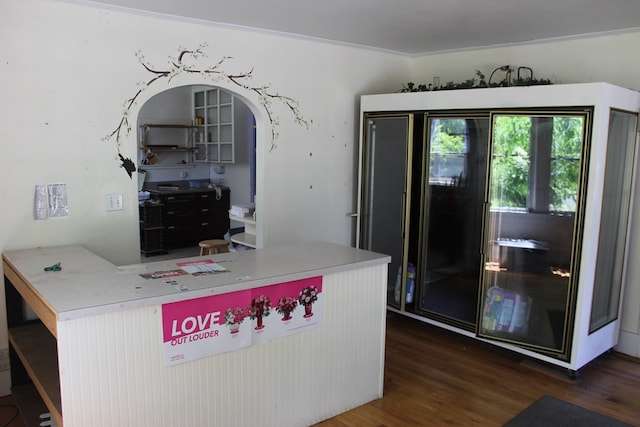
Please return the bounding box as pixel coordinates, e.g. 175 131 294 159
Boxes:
3 241 390 427
4 241 388 325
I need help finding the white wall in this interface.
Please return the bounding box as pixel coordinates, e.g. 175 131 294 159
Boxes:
224 100 254 213
410 32 640 92
1 0 639 397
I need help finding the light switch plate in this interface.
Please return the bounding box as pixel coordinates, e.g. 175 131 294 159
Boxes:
106 193 124 211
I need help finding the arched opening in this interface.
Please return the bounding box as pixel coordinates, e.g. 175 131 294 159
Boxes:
135 84 261 259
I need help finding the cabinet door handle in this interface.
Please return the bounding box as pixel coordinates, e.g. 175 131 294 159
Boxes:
201 208 209 213
400 192 407 238
201 222 209 226
480 201 488 256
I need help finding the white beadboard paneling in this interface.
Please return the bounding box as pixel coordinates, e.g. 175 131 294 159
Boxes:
56 264 387 426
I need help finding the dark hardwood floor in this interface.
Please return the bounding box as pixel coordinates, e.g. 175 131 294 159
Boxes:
316 312 640 426
0 393 25 427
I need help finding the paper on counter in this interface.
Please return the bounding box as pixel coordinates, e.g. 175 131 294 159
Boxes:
179 262 228 275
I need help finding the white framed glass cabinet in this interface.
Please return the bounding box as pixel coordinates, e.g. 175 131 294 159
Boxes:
193 87 235 163
357 83 640 375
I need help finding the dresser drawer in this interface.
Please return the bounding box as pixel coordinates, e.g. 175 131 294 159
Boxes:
161 194 195 222
147 188 230 249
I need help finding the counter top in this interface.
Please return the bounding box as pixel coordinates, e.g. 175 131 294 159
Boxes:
2 242 390 323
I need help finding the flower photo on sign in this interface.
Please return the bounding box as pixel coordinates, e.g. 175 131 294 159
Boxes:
276 296 298 321
298 285 319 305
249 295 271 330
224 306 246 325
298 285 320 318
224 306 246 334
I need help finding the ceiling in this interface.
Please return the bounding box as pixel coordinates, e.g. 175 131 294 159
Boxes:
84 0 640 55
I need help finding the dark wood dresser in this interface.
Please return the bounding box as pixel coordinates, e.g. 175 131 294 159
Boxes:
141 182 230 254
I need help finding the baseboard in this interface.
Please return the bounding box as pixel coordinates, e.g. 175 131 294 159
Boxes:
616 329 640 358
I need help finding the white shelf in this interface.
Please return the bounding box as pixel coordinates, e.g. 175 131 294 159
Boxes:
137 164 197 170
229 214 256 248
229 214 256 225
231 232 256 248
139 124 196 168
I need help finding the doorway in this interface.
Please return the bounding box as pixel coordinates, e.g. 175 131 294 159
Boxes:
136 84 257 259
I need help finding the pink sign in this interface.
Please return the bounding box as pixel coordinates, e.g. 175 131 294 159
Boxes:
161 276 323 365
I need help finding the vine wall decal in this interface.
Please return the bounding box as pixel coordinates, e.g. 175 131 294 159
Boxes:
105 43 310 178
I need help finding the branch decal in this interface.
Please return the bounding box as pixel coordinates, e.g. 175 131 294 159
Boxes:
105 43 310 178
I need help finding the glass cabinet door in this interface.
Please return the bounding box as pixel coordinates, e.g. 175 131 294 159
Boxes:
589 109 638 332
418 115 489 328
479 110 590 358
360 114 413 310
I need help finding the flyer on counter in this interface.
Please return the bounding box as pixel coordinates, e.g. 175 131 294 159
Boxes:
176 259 228 275
140 269 188 280
140 260 229 280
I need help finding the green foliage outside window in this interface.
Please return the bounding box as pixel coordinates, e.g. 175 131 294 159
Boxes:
429 119 467 182
491 117 531 208
491 115 583 212
429 114 584 212
550 117 583 211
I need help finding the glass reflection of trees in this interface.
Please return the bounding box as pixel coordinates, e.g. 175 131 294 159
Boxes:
490 115 583 213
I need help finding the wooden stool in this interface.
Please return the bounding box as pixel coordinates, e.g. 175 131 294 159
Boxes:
198 239 230 256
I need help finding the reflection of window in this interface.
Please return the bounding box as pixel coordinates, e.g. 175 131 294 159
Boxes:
491 114 584 213
429 119 468 185
491 116 530 209
550 117 583 212
590 109 638 332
